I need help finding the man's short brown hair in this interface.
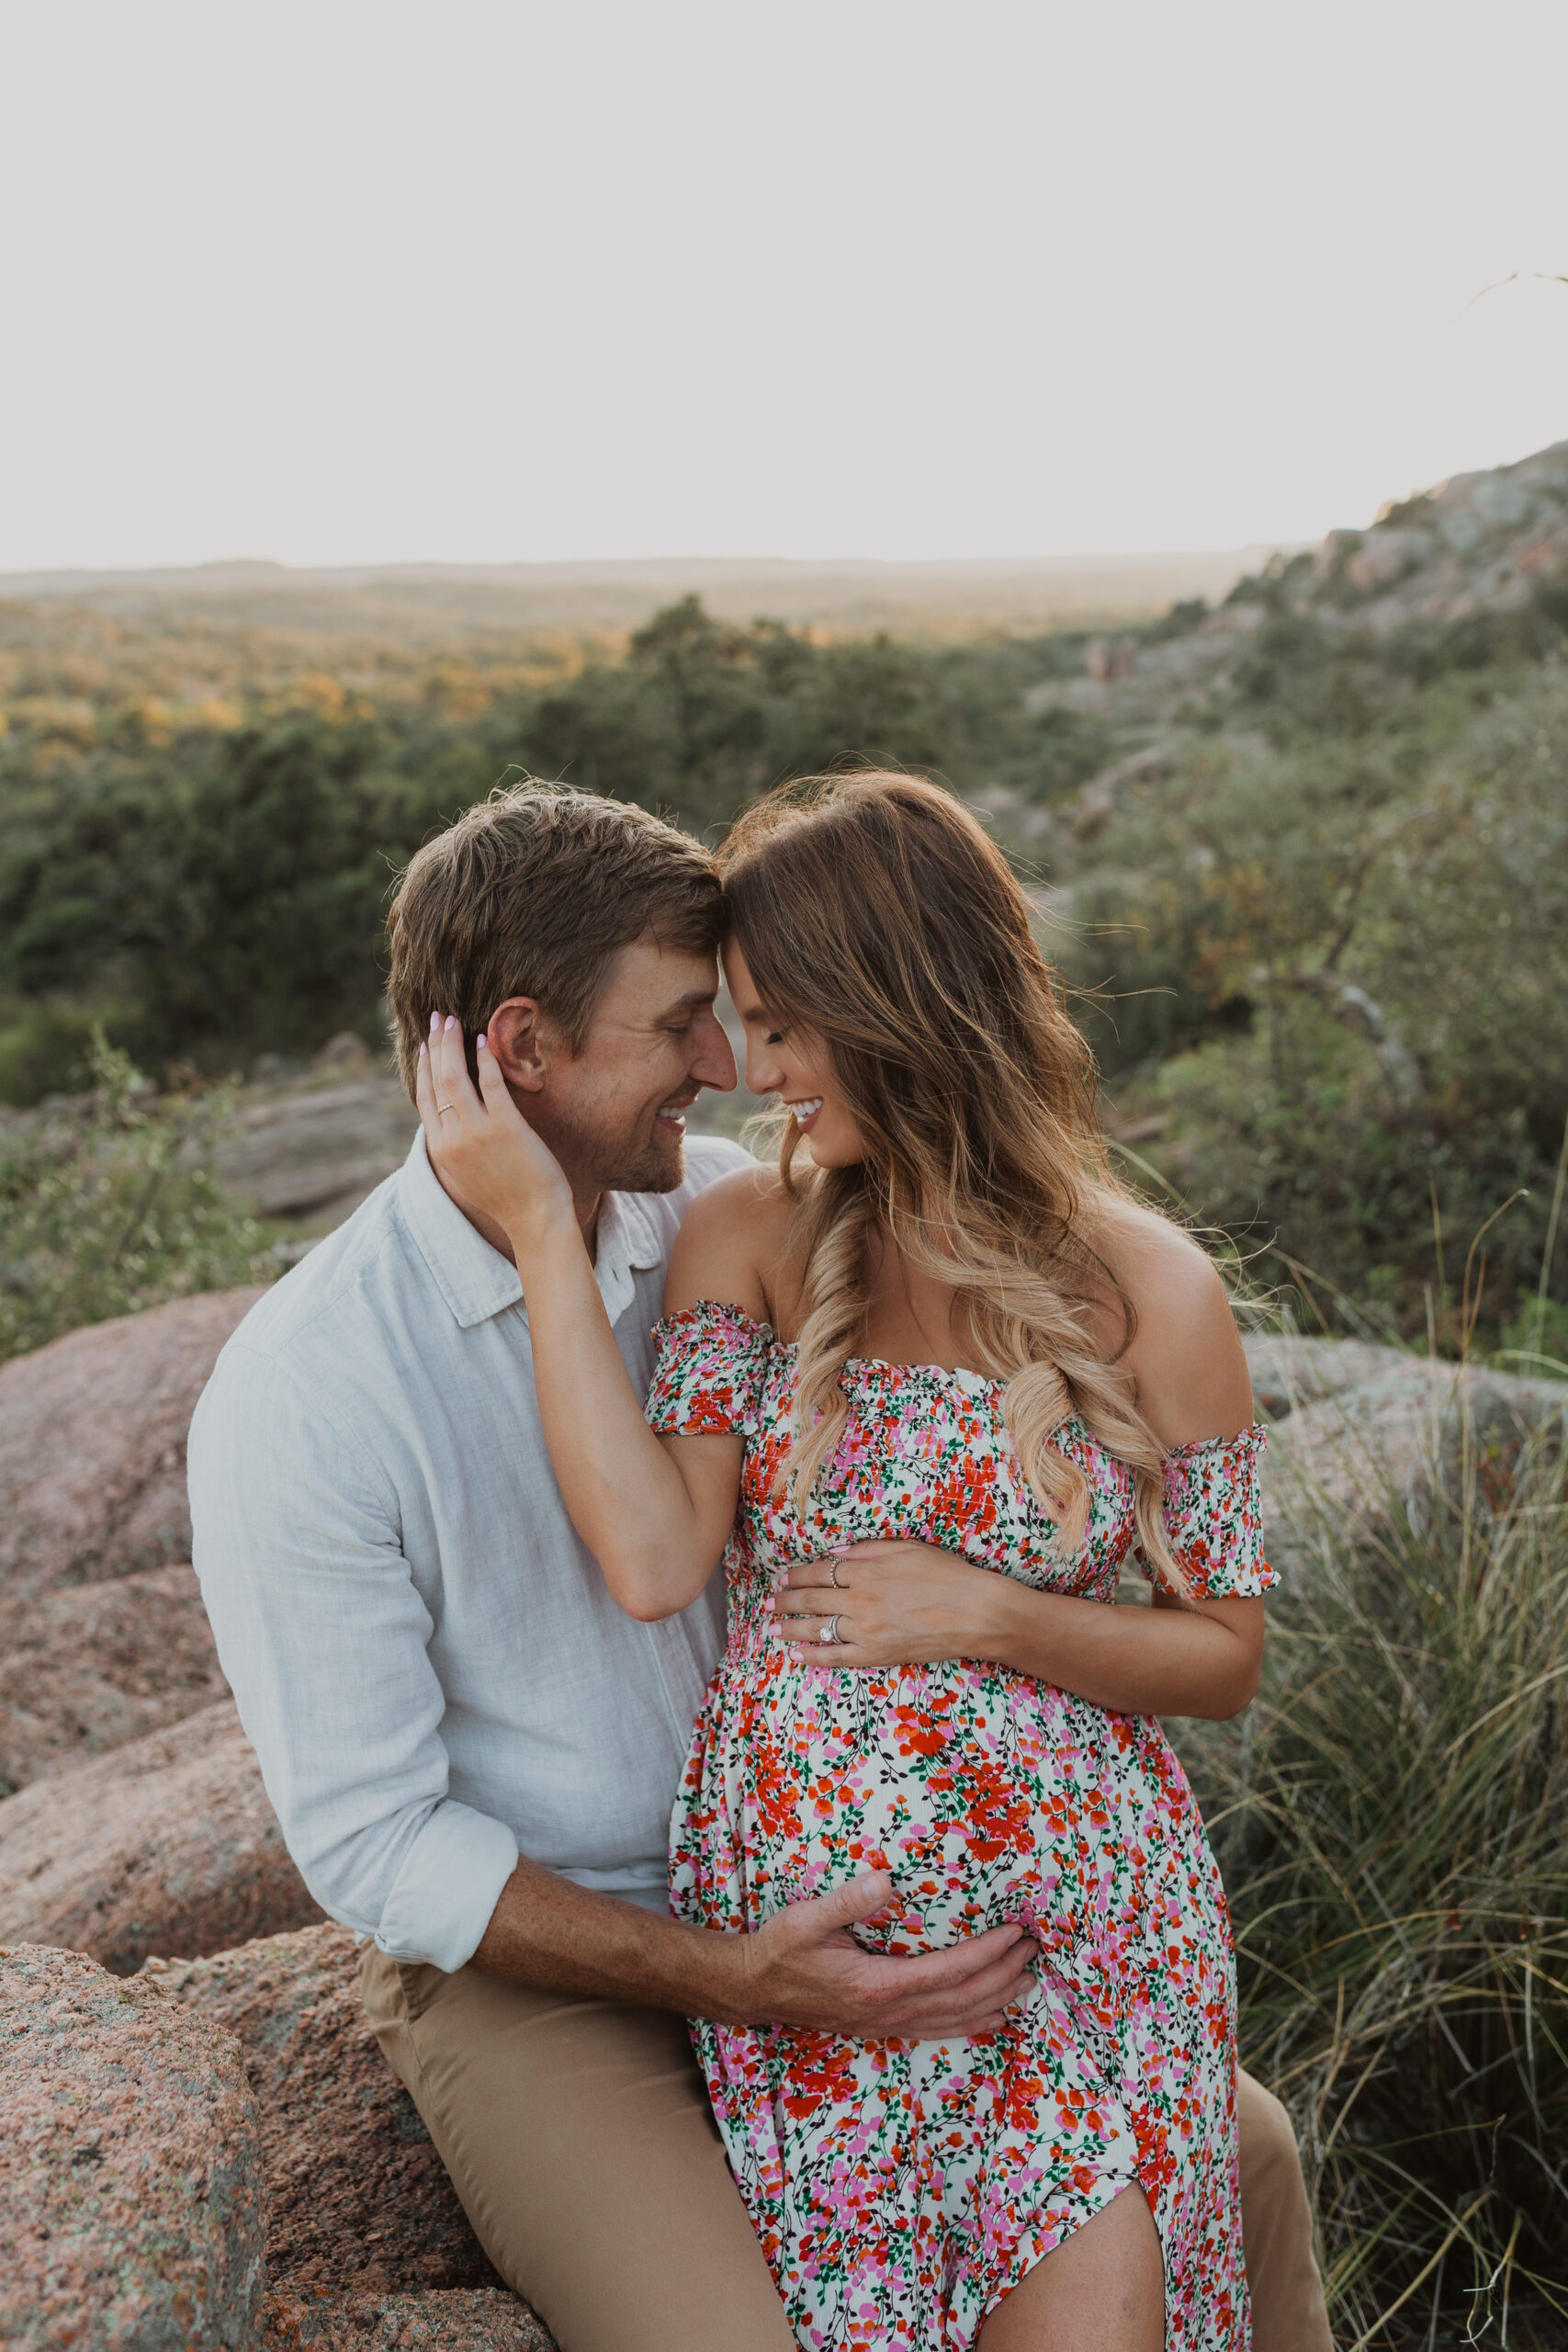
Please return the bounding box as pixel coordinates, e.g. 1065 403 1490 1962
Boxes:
386 783 724 1100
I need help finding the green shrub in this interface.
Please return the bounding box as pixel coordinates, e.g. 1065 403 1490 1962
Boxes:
0 1033 271 1363
1180 1413 1568 2342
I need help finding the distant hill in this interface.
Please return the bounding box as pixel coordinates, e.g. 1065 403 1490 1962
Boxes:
1250 439 1568 633
0 548 1296 644
1013 438 1568 736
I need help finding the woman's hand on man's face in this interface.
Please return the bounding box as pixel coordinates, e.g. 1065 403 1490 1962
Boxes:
772 1541 1012 1669
416 1015 576 1253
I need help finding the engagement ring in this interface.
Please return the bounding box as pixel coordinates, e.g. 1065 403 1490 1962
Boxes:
818 1615 841 1645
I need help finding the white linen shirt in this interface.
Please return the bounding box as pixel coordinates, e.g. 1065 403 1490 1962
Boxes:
188 1127 749 1973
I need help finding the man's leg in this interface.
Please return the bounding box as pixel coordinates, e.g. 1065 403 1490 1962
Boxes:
1236 2068 1334 2352
360 1945 795 2352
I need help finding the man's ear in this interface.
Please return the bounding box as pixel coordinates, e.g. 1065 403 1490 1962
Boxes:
485 998 548 1095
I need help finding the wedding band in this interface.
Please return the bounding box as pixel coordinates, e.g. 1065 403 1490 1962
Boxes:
818 1615 841 1645
436 1103 458 1115
828 1557 843 1590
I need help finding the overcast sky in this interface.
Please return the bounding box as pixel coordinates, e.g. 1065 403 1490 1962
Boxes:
3 0 1565 571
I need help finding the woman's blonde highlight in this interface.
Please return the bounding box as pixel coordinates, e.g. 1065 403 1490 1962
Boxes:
719 770 1187 1594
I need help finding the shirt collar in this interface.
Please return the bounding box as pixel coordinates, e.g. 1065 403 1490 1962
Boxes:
399 1131 525 1329
399 1132 667 1332
594 1187 666 1329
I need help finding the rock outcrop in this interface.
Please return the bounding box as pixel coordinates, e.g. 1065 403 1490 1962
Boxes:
215 1042 417 1224
260 2289 556 2349
0 1701 322 1974
0 1287 264 1601
142 1923 512 2300
0 1942 265 2352
0 1561 227 1797
1243 1333 1410 1419
1243 1334 1568 1572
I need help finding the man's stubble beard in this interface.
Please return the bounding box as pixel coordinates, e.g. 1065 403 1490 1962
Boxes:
543 1097 686 1201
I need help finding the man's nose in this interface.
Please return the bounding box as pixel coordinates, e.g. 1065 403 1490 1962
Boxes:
691 1008 738 1092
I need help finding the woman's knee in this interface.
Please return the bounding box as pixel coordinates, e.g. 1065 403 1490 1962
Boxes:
978 2188 1164 2352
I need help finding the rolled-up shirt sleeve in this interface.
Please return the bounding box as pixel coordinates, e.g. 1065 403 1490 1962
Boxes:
188 1340 519 1972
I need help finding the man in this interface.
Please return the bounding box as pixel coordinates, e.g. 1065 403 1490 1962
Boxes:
190 783 1331 2352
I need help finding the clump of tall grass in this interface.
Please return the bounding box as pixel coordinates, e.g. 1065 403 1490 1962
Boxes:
1181 1394 1568 2346
0 1032 269 1364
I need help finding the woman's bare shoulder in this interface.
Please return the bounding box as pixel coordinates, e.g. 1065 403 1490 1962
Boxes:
663 1161 795 1320
1084 1194 1255 1448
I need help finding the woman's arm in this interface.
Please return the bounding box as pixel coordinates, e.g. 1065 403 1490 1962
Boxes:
777 1206 1267 1719
418 1021 754 1621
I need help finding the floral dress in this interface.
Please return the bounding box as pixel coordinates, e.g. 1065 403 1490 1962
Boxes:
646 1303 1276 2352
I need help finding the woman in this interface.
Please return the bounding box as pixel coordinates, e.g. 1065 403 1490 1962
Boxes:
417 772 1273 2352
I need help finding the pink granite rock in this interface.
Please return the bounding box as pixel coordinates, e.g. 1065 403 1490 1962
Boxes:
1242 1332 1410 1422
1259 1354 1567 1573
0 1701 322 1973
0 1941 265 2350
0 1562 227 1796
260 2288 556 2349
0 1286 264 1601
142 1923 510 2301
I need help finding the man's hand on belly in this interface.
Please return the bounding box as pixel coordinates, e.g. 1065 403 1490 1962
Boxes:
472 1853 1036 2039
729 1868 1036 2038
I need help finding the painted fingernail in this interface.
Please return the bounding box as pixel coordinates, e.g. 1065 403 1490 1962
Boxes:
419 1042 428 1060
444 1015 457 1033
477 1034 488 1051
429 1012 440 1034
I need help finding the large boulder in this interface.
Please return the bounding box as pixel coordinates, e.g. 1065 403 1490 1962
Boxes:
1247 1342 1568 1572
0 1287 264 1601
0 1702 322 1974
0 1942 265 2351
142 1923 514 2302
1243 1332 1411 1420
216 1052 416 1223
0 1561 227 1797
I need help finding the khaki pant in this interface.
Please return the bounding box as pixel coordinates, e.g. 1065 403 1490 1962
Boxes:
361 1946 1332 2352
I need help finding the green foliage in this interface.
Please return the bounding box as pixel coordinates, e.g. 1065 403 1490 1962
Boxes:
1179 1419 1568 2341
2 583 1565 1350
1071 672 1568 1340
0 1033 270 1363
0 718 456 1073
0 606 1097 1084
506 597 1092 829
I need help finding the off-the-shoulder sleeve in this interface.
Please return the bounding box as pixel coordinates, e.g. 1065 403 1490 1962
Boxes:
645 1300 771 1437
1137 1424 1278 1599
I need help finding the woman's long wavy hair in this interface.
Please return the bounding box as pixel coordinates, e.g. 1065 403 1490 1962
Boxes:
719 770 1183 1590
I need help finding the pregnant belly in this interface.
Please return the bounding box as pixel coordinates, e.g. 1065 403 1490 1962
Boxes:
672 1641 1212 1970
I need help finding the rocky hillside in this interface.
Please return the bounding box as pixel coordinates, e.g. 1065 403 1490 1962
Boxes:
1285 439 1568 632
990 436 1564 744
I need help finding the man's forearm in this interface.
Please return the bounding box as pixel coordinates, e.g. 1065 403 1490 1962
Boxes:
470 1853 752 2021
467 1852 1041 2042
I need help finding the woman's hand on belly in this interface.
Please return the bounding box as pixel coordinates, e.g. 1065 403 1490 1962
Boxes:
773 1541 1015 1669
776 1541 1266 1719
